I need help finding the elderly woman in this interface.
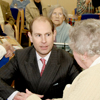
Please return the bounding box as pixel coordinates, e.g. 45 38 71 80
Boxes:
48 5 72 53
24 19 100 100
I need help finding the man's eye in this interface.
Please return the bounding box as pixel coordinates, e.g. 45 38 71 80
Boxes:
37 34 41 37
46 33 50 36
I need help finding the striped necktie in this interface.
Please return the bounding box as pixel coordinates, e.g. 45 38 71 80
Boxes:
40 58 46 76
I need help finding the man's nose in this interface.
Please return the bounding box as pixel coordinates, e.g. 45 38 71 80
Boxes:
41 36 46 43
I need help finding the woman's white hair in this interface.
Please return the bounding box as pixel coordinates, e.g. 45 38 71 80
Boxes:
69 19 100 56
47 4 68 23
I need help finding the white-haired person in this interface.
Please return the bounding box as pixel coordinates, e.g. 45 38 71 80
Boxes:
24 19 100 100
48 5 72 53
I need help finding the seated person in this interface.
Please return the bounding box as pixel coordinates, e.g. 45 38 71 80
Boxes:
25 19 100 100
10 0 32 9
0 41 14 60
0 0 15 37
0 16 81 100
77 0 100 15
25 0 47 29
48 5 72 53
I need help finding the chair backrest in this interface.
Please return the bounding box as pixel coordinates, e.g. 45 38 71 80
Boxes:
10 8 18 20
20 9 27 31
19 9 29 45
74 8 77 15
72 8 77 15
0 56 9 68
81 13 99 20
20 9 25 32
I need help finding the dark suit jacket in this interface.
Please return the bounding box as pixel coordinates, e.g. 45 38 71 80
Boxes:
0 46 81 99
0 0 15 25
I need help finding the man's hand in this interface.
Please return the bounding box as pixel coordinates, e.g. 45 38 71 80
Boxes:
13 92 29 100
13 90 44 100
26 89 44 98
2 41 14 58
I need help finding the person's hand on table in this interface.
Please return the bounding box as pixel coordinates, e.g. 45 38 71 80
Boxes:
2 41 15 58
5 49 14 58
13 89 44 100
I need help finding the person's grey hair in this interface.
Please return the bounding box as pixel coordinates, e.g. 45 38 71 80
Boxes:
69 19 100 56
48 5 68 23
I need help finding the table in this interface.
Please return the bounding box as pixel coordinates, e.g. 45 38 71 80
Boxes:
0 36 23 50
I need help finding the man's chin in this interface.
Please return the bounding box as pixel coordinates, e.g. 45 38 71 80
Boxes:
38 51 50 57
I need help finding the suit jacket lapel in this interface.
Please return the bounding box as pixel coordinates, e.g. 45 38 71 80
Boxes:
24 47 41 92
37 47 61 94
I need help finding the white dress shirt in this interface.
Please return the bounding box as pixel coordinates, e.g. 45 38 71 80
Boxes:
36 51 51 72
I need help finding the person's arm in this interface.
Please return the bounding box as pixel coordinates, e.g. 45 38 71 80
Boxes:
2 41 14 58
77 0 91 15
6 2 15 25
25 4 34 26
0 42 14 60
0 56 18 99
0 45 7 60
59 69 100 100
7 91 19 100
10 89 44 100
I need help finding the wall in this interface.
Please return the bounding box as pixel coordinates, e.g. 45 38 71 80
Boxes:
4 0 77 14
42 0 77 14
2 0 13 5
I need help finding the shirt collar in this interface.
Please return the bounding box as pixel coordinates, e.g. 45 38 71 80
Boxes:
36 51 51 63
90 56 100 68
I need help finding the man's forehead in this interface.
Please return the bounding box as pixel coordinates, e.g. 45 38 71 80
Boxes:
33 20 50 25
32 20 52 29
31 20 52 33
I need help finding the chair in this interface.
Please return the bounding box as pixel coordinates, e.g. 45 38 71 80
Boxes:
81 13 99 20
10 8 21 42
19 9 30 46
72 8 77 15
0 56 9 68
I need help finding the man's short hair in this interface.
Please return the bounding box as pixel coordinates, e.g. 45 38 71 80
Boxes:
29 16 55 34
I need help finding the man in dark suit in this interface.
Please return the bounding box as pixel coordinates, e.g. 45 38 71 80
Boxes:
0 16 81 100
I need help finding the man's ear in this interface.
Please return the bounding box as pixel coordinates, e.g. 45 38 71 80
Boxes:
28 32 33 43
53 29 57 41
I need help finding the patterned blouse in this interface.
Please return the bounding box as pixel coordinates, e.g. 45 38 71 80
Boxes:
77 0 100 15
